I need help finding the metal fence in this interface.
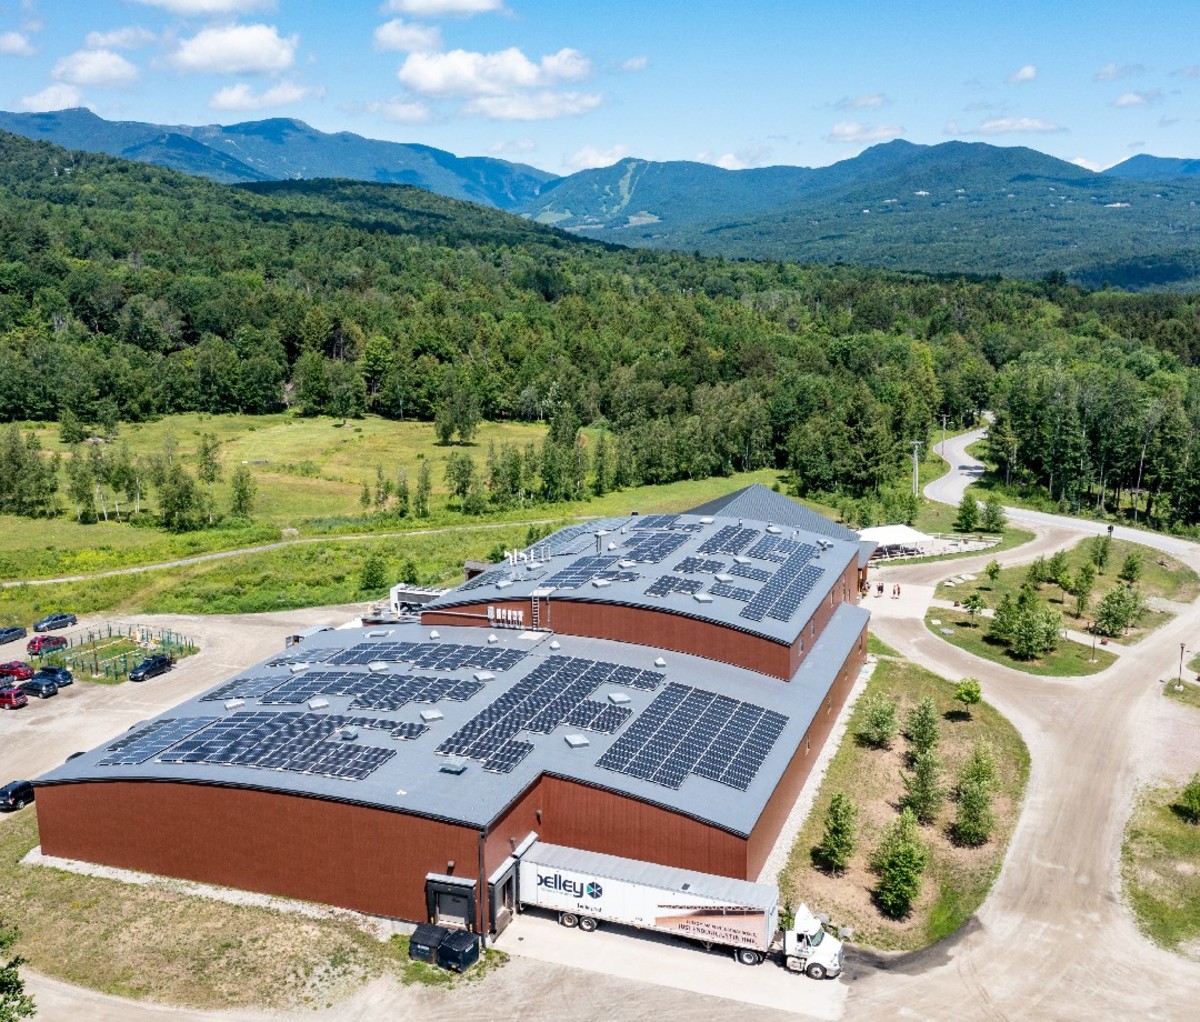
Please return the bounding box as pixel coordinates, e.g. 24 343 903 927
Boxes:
36 622 198 683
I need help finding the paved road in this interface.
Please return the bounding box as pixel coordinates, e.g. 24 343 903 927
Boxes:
7 433 1200 1020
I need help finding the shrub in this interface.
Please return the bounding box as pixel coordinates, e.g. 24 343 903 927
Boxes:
900 749 945 825
857 694 899 749
953 779 995 846
954 678 983 716
813 793 858 874
904 696 941 757
954 493 978 532
1178 773 1200 825
957 742 999 793
871 808 928 918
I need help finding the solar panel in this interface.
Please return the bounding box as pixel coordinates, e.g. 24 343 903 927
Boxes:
710 582 755 602
543 555 618 590
326 642 526 672
632 514 678 530
99 717 222 766
740 552 827 623
729 561 772 582
460 564 513 591
595 684 787 792
622 531 689 563
202 676 290 702
697 525 761 556
645 576 703 598
674 556 726 575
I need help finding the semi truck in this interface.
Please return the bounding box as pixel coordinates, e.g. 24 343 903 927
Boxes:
516 842 843 979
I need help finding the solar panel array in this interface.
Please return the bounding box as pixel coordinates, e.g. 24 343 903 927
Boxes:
632 514 678 530
99 717 222 766
460 564 514 591
596 569 641 583
198 670 483 711
748 536 815 563
674 556 726 575
154 711 422 780
436 655 664 774
595 683 788 791
740 554 826 623
645 576 703 598
729 561 773 582
204 675 293 702
622 531 689 563
697 525 761 556
710 582 755 602
326 642 525 671
543 555 617 589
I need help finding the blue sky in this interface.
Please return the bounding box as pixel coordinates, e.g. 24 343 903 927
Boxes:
1 0 1197 174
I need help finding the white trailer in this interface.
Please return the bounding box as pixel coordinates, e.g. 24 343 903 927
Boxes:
517 842 843 979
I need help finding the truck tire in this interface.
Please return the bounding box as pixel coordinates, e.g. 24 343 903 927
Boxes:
806 963 827 980
559 912 578 928
735 948 762 966
578 916 598 933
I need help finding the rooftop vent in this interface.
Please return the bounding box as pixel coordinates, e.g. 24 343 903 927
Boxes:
654 656 667 667
367 660 389 673
429 630 440 640
474 671 495 682
440 759 468 775
699 517 714 524
224 698 245 710
365 629 392 638
733 556 751 565
766 523 782 534
487 634 498 644
714 573 733 583
592 578 612 588
339 728 358 742
608 692 631 705
289 662 311 674
550 640 561 650
564 734 590 749
420 709 444 723
693 592 714 603
618 559 637 569
496 579 513 589
308 697 330 710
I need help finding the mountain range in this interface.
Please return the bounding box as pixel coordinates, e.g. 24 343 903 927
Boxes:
2 108 1199 289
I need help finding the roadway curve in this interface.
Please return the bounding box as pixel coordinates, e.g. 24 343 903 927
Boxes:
847 427 1200 1020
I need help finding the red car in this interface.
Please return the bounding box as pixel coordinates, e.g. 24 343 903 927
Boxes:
26 634 68 656
0 687 28 710
0 661 35 682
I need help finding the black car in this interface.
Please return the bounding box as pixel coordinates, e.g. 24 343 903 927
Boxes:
128 653 175 682
33 612 77 633
33 666 73 688
0 780 34 811
0 625 27 645
18 676 58 699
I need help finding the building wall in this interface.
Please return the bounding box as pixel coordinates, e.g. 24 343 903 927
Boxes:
746 617 867 877
486 775 749 880
35 781 480 924
786 558 862 677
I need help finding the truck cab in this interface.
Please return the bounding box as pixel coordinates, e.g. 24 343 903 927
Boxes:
782 904 844 979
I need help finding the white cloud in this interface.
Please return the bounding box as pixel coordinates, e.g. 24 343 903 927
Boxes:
564 143 630 172
1070 157 1103 172
1095 62 1144 82
19 83 83 112
969 117 1064 134
1008 64 1037 83
488 138 535 155
384 0 503 16
0 30 34 56
85 27 156 50
399 46 589 98
834 92 886 111
134 0 276 14
53 49 139 87
1173 65 1200 78
170 24 296 74
210 80 321 110
367 98 432 123
465 90 600 120
622 55 647 72
1112 90 1160 107
696 144 773 170
825 121 903 144
374 19 441 52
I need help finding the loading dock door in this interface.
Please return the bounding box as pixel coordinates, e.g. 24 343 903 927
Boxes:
425 873 478 932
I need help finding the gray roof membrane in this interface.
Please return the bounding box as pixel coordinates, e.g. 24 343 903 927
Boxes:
521 841 777 909
686 484 860 543
40 604 869 838
425 492 860 646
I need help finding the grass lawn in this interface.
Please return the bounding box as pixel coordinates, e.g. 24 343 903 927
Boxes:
924 609 1117 676
1121 784 1200 959
781 657 1029 950
1165 680 1200 712
0 811 504 1010
933 537 1198 646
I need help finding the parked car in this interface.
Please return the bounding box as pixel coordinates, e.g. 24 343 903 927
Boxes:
33 612 77 632
0 687 28 710
128 653 175 682
27 633 68 656
0 780 35 811
0 661 35 681
18 676 58 699
33 666 73 687
0 625 27 645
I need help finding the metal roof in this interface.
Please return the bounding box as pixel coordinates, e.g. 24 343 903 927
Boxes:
39 604 868 839
423 500 860 647
686 484 860 543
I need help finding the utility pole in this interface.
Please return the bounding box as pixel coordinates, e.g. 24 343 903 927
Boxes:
910 440 922 497
1180 642 1186 684
940 413 951 457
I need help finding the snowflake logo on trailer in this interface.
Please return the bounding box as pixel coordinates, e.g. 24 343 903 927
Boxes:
585 881 603 899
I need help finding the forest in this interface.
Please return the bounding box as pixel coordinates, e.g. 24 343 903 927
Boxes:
2 130 1200 531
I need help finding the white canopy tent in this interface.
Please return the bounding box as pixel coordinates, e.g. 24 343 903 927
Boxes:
857 524 936 560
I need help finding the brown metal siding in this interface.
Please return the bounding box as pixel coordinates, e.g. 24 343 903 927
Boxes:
35 781 479 924
424 600 794 679
746 618 867 877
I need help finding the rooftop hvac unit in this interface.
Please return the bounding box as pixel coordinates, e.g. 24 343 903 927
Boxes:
308 697 330 710
420 709 444 723
608 692 631 705
224 698 245 710
340 728 358 741
440 759 468 775
564 734 590 749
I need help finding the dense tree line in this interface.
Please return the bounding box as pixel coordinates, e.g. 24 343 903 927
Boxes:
3 131 1200 522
